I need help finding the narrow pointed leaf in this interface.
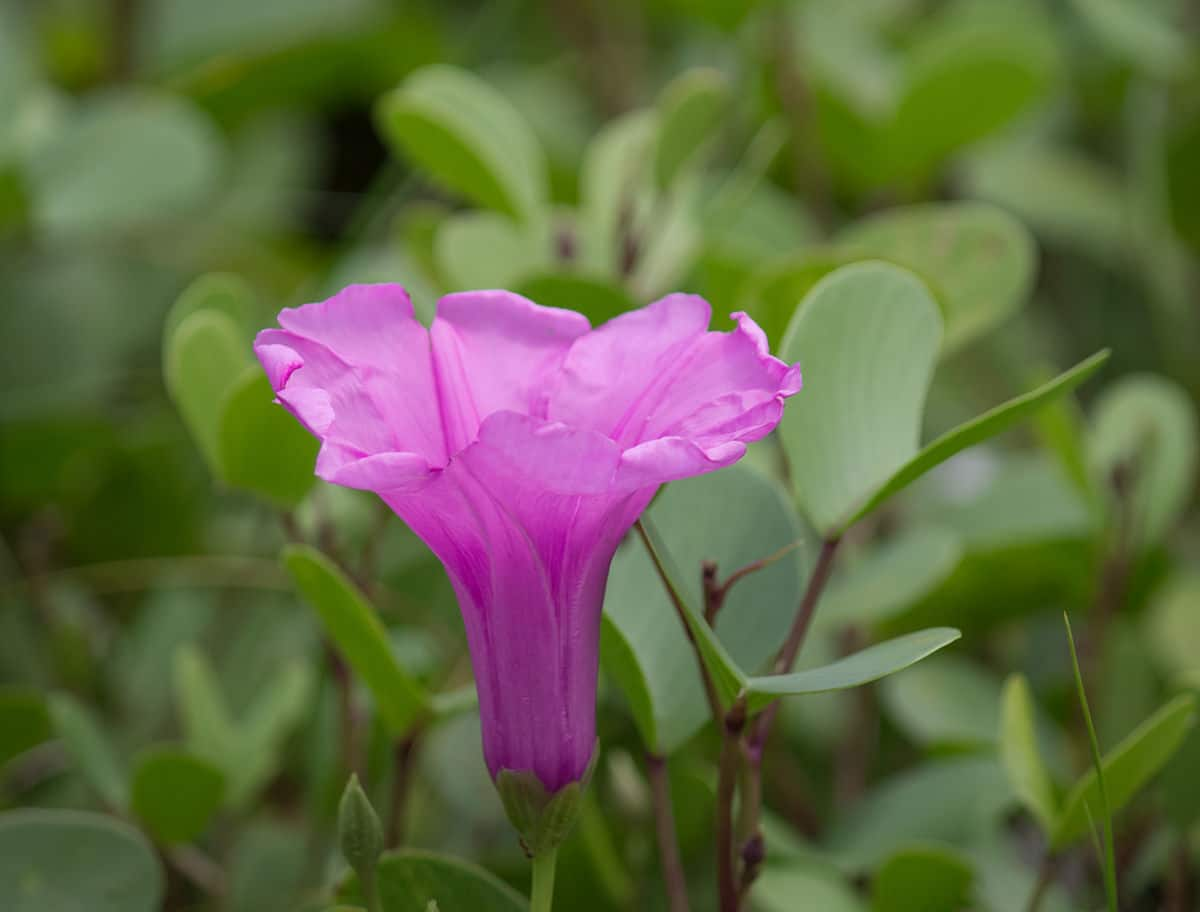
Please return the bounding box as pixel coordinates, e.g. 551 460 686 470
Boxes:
1000 674 1059 834
745 627 961 713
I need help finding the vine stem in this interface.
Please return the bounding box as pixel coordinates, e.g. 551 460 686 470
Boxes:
647 753 691 912
531 848 559 912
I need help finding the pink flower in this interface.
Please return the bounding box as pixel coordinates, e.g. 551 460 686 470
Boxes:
257 285 801 794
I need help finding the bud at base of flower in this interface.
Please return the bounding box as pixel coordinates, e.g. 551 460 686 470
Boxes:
494 743 598 857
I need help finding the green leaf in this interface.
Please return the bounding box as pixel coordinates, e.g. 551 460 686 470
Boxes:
0 686 51 768
654 68 727 188
377 65 546 220
745 628 960 713
217 367 318 506
0 809 164 912
283 545 430 736
514 273 636 326
579 110 657 276
47 692 128 809
838 202 1035 352
871 845 973 912
1146 573 1200 680
233 660 314 806
1088 374 1198 548
845 349 1110 532
26 90 222 238
778 262 943 537
1000 674 1058 835
1068 0 1192 81
816 526 963 629
756 863 867 912
164 309 252 475
174 645 241 766
880 655 1001 749
1051 692 1197 848
131 746 225 843
340 850 526 912
736 250 851 351
879 13 1055 187
434 211 548 291
603 466 795 751
828 757 1012 870
163 272 255 347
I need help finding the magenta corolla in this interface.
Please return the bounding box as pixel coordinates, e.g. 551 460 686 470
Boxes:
257 285 801 793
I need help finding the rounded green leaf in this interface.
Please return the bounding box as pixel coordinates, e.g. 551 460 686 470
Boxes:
1051 693 1197 848
131 746 225 843
164 309 252 475
838 202 1035 352
377 65 546 221
340 850 525 912
1146 573 1200 680
871 845 973 912
0 809 164 912
1068 0 1192 81
218 367 318 506
27 89 222 238
778 262 943 536
0 686 51 768
757 863 867 912
603 465 802 752
163 272 255 348
736 250 851 352
1088 373 1197 548
579 110 657 275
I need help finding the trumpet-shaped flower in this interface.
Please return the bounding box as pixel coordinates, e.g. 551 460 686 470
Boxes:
257 285 800 796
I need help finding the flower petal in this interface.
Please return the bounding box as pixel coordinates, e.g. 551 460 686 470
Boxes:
429 291 591 454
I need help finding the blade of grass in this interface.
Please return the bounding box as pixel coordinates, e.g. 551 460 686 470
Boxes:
1064 612 1118 912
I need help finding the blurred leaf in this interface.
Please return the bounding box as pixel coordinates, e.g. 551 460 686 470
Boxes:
847 350 1110 532
737 250 851 351
1068 0 1192 80
579 110 657 276
515 273 636 325
0 809 163 912
960 143 1128 259
1051 693 1197 848
654 68 727 188
377 65 546 221
48 692 128 809
341 850 526 912
0 686 51 768
756 862 867 912
828 757 1012 870
218 367 319 506
26 89 222 238
746 628 961 712
603 466 799 751
228 820 310 912
130 746 225 843
871 844 973 912
778 262 943 536
878 11 1056 186
1000 674 1059 834
174 645 241 769
1088 373 1197 548
839 202 1035 352
164 309 252 475
1146 573 1200 680
817 526 964 629
880 654 1000 749
234 660 314 804
284 545 430 737
434 211 548 291
163 272 255 346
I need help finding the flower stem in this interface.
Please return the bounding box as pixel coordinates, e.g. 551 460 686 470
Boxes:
717 699 748 912
530 848 559 912
361 868 383 912
646 753 691 912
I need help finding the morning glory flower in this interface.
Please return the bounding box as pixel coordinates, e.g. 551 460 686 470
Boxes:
256 285 800 802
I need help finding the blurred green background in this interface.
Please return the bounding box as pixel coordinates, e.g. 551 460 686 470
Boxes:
1 0 1199 910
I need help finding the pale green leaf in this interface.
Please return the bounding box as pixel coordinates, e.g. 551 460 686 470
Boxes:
880 655 1001 749
47 692 129 809
1000 674 1059 835
340 850 526 912
654 67 727 188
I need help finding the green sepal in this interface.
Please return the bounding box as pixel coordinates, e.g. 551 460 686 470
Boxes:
494 744 598 857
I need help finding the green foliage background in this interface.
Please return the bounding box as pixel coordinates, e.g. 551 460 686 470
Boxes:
1 1 1199 910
